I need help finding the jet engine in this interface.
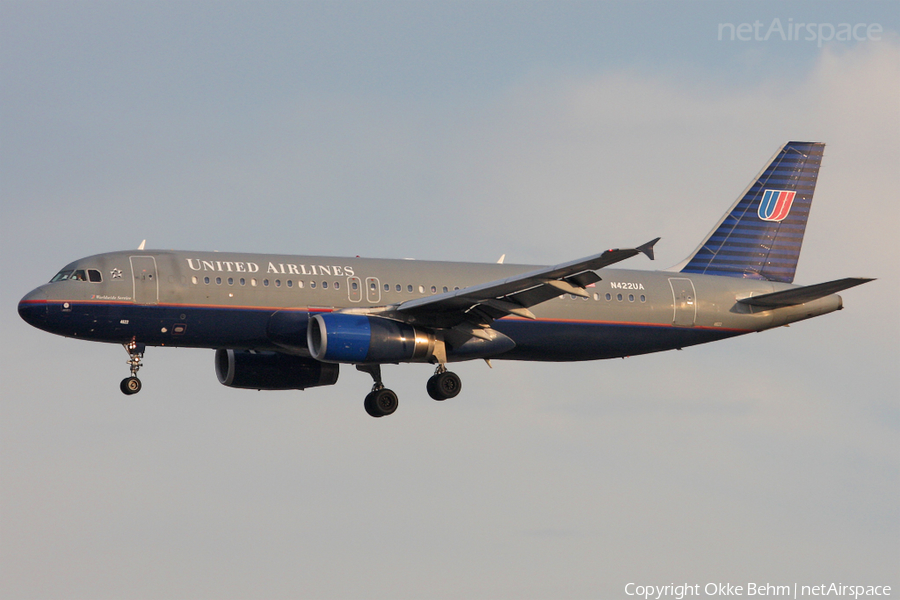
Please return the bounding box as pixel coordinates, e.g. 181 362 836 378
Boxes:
307 313 435 363
215 349 339 390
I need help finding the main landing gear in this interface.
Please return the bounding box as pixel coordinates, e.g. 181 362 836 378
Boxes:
120 340 145 395
427 364 462 401
357 364 398 418
357 363 462 418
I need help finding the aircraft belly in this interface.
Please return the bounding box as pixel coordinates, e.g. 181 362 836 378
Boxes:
38 302 277 349
493 320 743 361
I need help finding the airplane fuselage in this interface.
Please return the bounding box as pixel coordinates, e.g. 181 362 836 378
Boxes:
18 249 842 362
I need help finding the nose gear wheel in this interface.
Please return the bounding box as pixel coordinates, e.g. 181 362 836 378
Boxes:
120 340 145 395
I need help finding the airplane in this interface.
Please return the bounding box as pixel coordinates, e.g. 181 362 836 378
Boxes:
18 141 873 418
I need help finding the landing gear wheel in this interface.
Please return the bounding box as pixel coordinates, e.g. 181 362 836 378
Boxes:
364 392 379 417
121 340 146 395
426 376 440 401
357 364 399 418
120 376 142 395
364 389 398 418
427 371 462 401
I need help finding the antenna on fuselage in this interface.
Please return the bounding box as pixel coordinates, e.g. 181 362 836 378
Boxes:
138 240 146 250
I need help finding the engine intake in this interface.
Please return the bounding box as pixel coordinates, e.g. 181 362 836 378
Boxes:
308 313 435 363
215 349 339 390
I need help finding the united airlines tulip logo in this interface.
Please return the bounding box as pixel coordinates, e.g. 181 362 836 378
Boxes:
758 189 796 222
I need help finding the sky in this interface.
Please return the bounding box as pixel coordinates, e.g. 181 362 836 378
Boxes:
1 2 898 599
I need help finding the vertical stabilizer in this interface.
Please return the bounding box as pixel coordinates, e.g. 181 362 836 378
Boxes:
679 141 824 283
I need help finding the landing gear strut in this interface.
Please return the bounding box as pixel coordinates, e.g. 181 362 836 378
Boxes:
357 364 398 418
120 340 145 395
427 364 462 401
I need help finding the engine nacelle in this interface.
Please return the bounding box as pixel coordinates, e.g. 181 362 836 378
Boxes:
215 349 339 390
308 313 435 364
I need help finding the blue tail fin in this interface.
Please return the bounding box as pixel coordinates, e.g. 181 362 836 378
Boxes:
679 141 825 283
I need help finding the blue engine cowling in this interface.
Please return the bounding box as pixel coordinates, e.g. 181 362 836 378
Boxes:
307 313 435 363
215 349 339 390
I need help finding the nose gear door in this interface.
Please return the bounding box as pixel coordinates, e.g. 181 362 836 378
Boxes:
130 256 159 305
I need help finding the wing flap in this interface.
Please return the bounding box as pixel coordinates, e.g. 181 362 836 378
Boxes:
737 277 874 308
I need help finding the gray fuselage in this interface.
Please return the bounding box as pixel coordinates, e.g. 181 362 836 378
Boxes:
18 249 842 362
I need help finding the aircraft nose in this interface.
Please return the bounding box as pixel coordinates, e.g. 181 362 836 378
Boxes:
18 287 48 327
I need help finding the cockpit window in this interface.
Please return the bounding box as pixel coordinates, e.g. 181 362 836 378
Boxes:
51 270 75 282
50 269 102 283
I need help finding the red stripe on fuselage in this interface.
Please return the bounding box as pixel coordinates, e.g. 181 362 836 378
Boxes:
33 299 753 334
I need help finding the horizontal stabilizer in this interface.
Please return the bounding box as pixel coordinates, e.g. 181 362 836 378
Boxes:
737 277 874 308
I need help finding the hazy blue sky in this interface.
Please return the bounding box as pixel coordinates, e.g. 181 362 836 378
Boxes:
2 2 897 599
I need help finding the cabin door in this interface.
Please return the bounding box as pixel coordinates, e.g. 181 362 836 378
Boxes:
130 256 159 305
668 277 696 327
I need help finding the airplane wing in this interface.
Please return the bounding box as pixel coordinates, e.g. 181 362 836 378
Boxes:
388 238 659 329
737 277 874 308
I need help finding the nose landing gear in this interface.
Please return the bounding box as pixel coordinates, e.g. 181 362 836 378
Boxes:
120 340 145 395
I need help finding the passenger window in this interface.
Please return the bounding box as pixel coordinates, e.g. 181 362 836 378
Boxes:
640 295 646 302
384 283 389 292
310 281 316 288
228 277 234 286
396 284 401 292
443 286 448 293
334 281 339 290
88 269 102 282
407 284 413 293
322 281 328 289
192 276 198 285
287 280 293 288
